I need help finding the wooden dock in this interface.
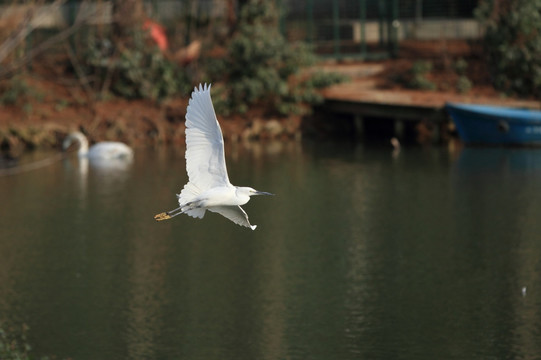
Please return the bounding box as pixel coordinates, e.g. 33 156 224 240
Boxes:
322 95 447 142
318 66 541 143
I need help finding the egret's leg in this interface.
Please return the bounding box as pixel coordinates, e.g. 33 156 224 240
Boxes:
154 205 183 221
154 212 171 221
154 202 197 221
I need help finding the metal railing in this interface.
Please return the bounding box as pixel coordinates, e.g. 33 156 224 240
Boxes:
282 0 399 59
0 0 480 63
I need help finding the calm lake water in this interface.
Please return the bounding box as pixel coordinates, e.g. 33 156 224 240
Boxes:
1 141 540 360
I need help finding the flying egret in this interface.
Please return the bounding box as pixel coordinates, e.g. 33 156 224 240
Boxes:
154 83 273 230
63 131 134 160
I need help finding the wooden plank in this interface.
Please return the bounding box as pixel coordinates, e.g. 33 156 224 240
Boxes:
322 98 447 122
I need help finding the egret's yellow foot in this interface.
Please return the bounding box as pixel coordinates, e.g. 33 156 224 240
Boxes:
154 212 172 221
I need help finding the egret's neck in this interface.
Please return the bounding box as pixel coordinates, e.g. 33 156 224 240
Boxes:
235 187 251 205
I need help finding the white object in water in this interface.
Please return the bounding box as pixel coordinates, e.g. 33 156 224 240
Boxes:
63 131 133 160
154 84 273 230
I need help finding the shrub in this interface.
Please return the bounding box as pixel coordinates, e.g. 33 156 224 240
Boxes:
456 76 472 93
81 29 190 101
475 0 541 97
0 323 49 360
407 61 436 90
0 76 43 106
454 57 468 76
205 0 346 115
454 58 472 93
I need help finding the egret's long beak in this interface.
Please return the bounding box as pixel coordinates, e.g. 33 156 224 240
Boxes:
255 191 274 196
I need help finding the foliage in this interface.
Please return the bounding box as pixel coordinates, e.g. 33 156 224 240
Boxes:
81 29 190 101
0 323 48 360
456 75 473 94
456 75 472 93
475 0 541 97
454 58 472 93
454 58 468 75
0 77 31 106
0 75 43 109
398 60 436 90
204 0 347 115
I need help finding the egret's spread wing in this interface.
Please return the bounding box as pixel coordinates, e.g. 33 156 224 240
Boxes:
185 84 230 191
209 206 257 230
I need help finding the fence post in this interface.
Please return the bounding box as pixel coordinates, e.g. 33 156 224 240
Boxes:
277 0 286 36
378 0 386 48
66 0 79 48
332 0 339 58
390 0 399 57
359 0 366 58
307 0 313 44
151 0 159 17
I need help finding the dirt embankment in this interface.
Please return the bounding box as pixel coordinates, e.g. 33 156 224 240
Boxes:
0 74 302 158
1 40 538 158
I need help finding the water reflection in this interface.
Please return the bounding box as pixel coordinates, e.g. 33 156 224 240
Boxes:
453 147 541 358
0 143 540 360
64 153 134 177
456 147 541 173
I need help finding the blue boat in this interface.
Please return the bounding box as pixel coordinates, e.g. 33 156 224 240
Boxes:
446 103 541 145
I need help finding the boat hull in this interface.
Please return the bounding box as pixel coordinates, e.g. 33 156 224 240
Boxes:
446 103 541 145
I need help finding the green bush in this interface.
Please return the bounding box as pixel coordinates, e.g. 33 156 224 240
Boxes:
454 58 472 93
475 0 541 97
408 61 436 90
454 57 468 74
456 75 472 93
205 0 346 115
82 30 190 101
0 76 43 107
0 323 48 360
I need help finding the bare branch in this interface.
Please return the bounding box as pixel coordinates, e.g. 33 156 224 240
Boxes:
64 42 95 102
0 0 63 64
0 0 105 79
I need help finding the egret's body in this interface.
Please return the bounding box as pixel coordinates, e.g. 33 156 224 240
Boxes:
154 83 272 230
63 131 133 160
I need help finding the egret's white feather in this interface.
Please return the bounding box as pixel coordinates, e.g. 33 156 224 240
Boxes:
184 84 230 190
177 182 206 218
208 206 256 230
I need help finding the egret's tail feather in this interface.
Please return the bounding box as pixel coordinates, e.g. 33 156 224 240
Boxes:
178 182 206 219
184 208 205 218
154 196 206 222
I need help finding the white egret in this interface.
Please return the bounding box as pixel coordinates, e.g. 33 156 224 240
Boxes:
154 83 273 230
63 131 133 160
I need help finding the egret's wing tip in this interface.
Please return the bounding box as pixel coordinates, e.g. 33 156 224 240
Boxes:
251 225 257 230
193 83 212 94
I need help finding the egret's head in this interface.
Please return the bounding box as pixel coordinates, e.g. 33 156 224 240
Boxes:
240 187 274 197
